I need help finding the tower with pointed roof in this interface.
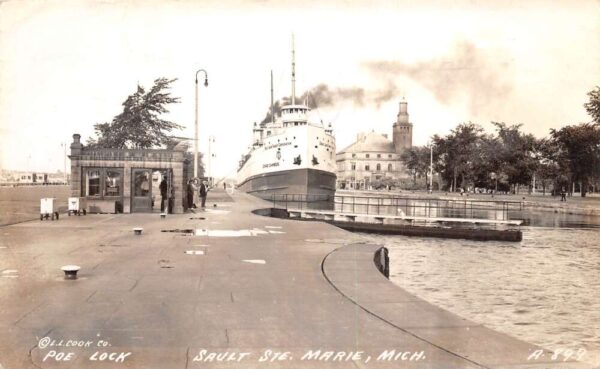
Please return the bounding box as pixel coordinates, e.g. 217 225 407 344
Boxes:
392 99 413 153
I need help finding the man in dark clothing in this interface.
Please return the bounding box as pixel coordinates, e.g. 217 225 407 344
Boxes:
159 177 168 212
187 180 196 209
199 181 208 208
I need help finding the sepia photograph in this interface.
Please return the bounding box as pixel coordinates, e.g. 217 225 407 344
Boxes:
0 0 599 368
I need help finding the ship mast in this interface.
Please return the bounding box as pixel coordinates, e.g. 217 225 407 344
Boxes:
270 70 274 124
291 34 296 105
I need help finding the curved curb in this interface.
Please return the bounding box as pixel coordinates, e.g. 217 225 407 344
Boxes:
321 243 486 368
320 243 585 369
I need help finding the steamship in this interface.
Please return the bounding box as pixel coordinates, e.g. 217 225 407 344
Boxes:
236 43 337 200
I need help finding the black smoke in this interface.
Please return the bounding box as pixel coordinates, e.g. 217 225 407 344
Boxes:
260 83 397 124
364 40 513 115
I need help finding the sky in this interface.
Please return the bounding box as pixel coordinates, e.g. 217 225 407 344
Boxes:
0 0 598 178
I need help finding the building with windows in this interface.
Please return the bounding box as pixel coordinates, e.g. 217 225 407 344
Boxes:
336 100 413 189
69 133 191 213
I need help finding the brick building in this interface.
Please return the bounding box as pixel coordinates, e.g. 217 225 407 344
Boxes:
69 134 191 213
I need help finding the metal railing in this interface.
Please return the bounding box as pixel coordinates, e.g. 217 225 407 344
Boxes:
272 193 523 221
271 194 334 211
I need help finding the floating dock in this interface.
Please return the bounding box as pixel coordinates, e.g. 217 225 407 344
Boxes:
287 208 523 226
263 208 523 242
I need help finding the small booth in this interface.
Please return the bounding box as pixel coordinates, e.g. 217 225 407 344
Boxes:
68 134 191 214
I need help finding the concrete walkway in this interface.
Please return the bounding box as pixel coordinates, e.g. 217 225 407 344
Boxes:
0 190 590 368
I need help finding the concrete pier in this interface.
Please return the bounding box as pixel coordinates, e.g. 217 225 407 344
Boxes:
0 190 590 368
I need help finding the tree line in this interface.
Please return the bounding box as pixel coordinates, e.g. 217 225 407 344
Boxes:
401 86 600 197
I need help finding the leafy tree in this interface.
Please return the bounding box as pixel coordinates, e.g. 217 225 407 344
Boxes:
535 138 566 195
472 135 505 190
400 146 431 186
584 86 600 124
87 78 182 149
491 122 538 193
371 177 398 190
433 122 485 191
549 123 600 197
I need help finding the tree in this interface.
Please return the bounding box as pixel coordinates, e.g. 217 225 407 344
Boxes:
535 138 565 195
584 86 600 124
400 146 431 187
471 134 501 190
87 78 182 149
491 122 538 193
433 122 485 191
549 123 600 197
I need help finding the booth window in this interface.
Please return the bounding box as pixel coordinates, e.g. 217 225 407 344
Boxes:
83 168 123 198
104 170 122 196
86 170 101 196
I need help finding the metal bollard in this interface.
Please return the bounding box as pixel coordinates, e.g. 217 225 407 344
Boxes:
61 265 80 280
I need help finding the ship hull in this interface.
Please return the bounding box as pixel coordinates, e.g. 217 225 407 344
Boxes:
237 168 336 207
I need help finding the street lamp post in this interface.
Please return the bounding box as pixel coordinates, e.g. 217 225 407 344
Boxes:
194 69 209 179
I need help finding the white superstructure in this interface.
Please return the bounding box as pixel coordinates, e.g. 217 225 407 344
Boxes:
237 105 336 182
237 38 337 198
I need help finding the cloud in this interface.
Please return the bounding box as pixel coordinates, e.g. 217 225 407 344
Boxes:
364 40 513 116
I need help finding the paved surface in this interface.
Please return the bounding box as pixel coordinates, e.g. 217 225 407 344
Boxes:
0 186 70 226
0 189 591 368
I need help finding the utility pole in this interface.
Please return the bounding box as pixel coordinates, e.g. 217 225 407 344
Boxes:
194 69 209 179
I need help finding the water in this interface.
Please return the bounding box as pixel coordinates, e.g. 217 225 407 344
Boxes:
361 216 600 365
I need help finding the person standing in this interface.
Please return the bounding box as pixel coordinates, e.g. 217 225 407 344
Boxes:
187 179 196 209
159 177 168 212
199 180 208 208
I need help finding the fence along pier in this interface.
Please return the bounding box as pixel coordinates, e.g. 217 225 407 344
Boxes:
269 194 523 241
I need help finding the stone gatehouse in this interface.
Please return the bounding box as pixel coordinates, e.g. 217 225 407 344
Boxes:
68 134 190 214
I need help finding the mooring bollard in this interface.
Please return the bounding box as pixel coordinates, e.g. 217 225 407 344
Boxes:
133 227 143 235
61 265 81 280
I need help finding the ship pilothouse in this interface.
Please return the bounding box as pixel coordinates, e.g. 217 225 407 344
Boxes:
252 104 315 144
237 38 337 199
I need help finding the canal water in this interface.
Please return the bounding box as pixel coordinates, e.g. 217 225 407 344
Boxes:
362 211 600 365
